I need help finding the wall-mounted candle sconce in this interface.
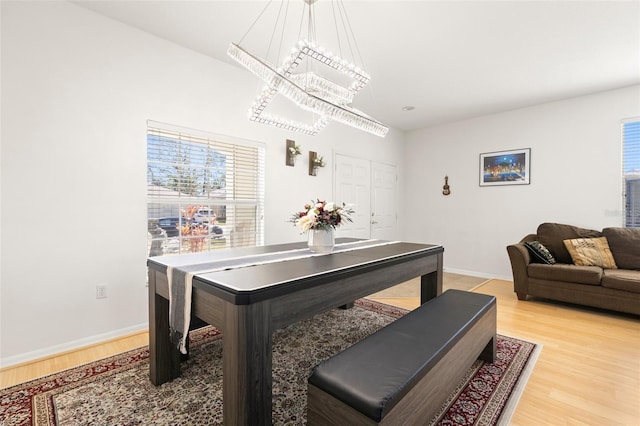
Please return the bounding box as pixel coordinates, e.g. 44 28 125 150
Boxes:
309 151 326 176
286 139 301 166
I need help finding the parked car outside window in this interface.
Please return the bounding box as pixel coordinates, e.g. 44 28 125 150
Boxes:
192 208 217 224
157 216 224 239
157 217 189 237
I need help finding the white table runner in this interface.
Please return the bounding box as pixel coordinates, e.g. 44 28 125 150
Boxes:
167 239 399 353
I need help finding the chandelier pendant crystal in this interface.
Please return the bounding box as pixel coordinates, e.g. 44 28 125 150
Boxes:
226 1 389 137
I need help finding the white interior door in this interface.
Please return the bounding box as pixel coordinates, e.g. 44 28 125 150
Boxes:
371 162 397 240
334 154 371 239
334 154 398 240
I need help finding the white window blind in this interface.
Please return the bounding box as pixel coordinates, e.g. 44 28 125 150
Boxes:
623 118 640 228
147 122 265 256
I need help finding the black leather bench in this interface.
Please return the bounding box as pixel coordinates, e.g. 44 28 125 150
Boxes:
307 289 497 425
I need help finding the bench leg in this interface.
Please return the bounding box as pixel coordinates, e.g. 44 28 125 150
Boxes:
479 336 496 363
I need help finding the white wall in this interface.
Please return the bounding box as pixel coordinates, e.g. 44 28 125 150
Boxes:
403 85 640 280
3 0 637 366
0 1 405 365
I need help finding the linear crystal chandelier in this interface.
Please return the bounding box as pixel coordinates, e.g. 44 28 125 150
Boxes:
227 0 388 137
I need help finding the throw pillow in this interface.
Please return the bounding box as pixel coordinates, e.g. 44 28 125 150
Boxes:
537 223 602 264
524 241 557 265
563 237 618 269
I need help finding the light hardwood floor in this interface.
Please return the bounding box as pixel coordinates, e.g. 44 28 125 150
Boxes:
2 276 639 425
372 279 640 425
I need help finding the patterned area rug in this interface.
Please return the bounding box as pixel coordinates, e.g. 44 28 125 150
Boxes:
1 299 539 425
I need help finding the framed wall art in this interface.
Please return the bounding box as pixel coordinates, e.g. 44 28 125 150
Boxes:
479 148 530 186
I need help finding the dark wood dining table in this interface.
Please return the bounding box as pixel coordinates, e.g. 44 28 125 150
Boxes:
147 239 443 425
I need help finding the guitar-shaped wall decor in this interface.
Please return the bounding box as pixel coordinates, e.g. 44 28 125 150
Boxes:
442 175 451 196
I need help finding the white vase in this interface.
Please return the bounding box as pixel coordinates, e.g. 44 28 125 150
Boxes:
307 229 335 253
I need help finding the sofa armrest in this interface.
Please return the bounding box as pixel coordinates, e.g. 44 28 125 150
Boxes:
507 241 532 300
519 233 537 244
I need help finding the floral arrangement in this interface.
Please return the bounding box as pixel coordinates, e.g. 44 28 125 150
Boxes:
288 143 302 156
291 199 354 232
312 155 326 168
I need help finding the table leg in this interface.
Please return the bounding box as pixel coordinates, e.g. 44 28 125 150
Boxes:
148 270 181 385
223 301 273 426
420 252 443 304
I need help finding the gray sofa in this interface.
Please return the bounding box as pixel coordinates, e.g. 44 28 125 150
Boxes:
507 223 640 315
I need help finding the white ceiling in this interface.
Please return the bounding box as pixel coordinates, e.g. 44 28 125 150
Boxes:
73 0 640 132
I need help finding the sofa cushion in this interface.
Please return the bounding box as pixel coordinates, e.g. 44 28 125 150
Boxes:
602 227 640 270
563 237 617 269
528 263 603 285
602 269 640 294
524 241 556 264
537 223 601 264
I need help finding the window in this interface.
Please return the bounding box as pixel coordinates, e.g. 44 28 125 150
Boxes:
623 118 640 228
147 121 265 256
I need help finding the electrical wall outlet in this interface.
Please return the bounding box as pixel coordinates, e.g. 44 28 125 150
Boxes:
96 284 108 299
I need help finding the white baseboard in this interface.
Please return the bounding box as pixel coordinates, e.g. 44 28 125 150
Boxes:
1 270 514 368
1 322 149 369
444 267 512 282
